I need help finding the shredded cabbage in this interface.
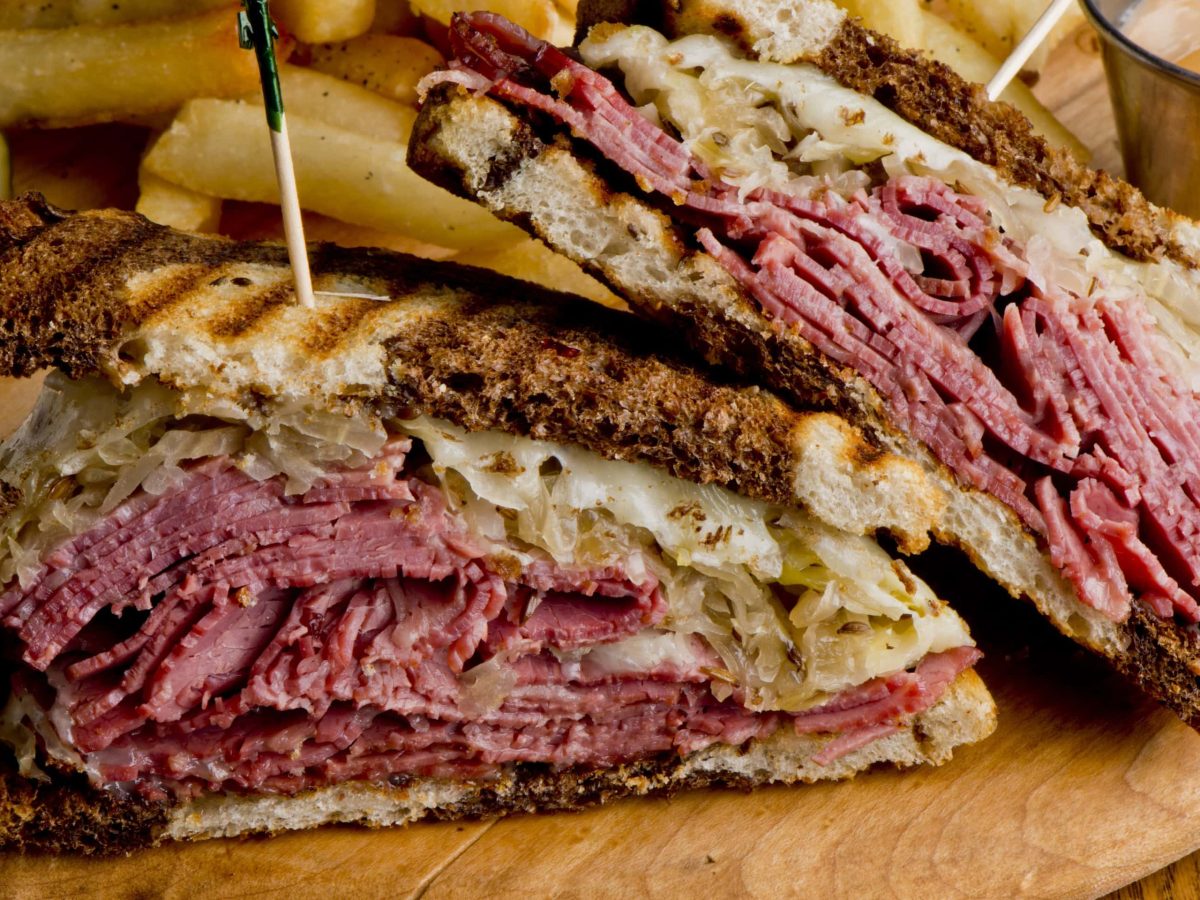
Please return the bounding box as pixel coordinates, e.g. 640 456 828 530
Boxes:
0 372 386 587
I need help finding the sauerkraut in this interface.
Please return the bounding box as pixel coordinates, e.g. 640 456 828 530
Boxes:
0 372 387 588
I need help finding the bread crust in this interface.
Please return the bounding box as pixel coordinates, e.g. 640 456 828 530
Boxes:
0 757 166 855
1119 607 1200 730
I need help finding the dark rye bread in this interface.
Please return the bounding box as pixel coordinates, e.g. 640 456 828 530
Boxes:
0 193 941 548
405 9 1200 729
0 758 166 855
0 667 993 853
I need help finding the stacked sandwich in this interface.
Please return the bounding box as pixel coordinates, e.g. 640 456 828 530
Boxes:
0 195 992 851
0 0 1197 855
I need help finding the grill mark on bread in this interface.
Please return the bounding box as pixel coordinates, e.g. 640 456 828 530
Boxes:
206 280 295 338
127 263 218 322
300 296 395 355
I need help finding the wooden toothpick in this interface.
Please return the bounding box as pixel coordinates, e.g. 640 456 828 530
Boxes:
986 0 1077 102
238 0 316 308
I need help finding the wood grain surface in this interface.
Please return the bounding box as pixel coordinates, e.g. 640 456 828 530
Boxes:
3 17 1199 900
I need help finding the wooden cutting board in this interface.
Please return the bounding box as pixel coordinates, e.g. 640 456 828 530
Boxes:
2 19 1197 900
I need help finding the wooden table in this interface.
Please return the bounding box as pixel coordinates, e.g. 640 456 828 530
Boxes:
3 17 1200 900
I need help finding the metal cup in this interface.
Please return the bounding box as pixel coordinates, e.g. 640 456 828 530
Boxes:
1081 0 1200 217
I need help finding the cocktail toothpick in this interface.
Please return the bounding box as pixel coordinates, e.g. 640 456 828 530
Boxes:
238 0 315 308
986 0 1077 102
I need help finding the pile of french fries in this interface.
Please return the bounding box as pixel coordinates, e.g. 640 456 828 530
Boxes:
0 0 1084 310
0 0 610 304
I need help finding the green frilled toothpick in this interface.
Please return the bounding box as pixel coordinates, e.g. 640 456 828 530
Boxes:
238 0 316 307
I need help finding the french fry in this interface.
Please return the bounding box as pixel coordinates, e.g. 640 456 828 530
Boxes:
916 8 1088 159
292 214 458 259
0 0 231 29
142 99 521 251
551 0 579 21
0 135 10 201
370 0 420 35
408 0 572 45
218 203 457 260
136 169 222 232
272 0 375 43
9 124 147 210
833 0 926 52
306 35 442 108
245 65 417 143
935 0 1085 76
456 238 626 311
0 8 263 129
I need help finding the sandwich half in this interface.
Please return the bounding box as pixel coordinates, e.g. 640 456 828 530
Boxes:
0 195 993 853
408 2 1200 727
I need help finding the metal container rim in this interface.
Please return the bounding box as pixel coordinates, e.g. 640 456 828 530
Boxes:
1080 0 1200 89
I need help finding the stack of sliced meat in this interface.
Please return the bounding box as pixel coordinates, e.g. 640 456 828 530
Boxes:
441 12 1200 625
0 437 974 800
